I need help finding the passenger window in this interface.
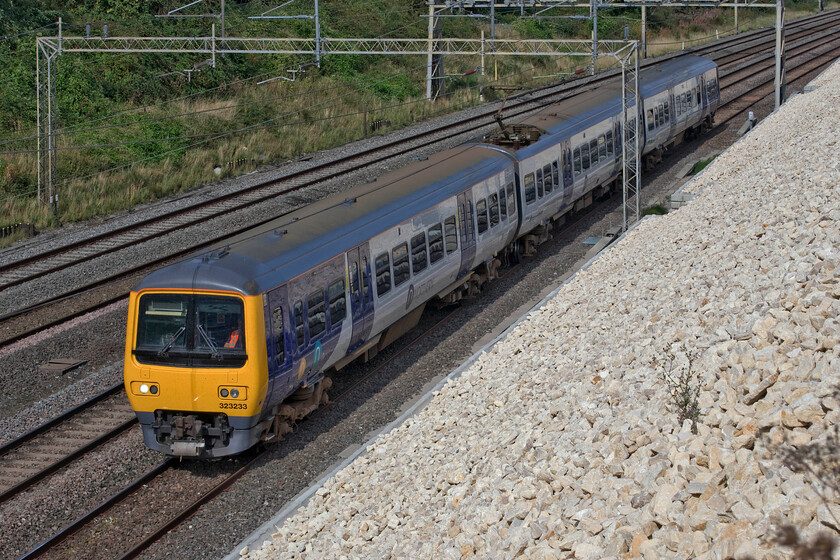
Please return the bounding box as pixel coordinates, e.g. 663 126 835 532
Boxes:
506 183 516 216
307 289 326 339
375 253 391 296
489 193 500 227
606 131 613 155
573 148 582 176
541 164 552 194
328 278 346 324
476 199 489 233
664 101 670 122
392 242 410 286
272 307 285 366
524 173 536 204
294 300 305 347
589 139 598 164
647 109 655 131
658 105 664 125
696 87 701 105
551 162 559 190
445 215 458 254
428 224 444 263
535 168 544 198
581 143 590 170
411 232 428 274
499 189 507 221
598 137 606 160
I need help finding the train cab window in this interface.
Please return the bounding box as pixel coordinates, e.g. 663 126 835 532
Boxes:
535 168 544 199
598 137 607 161
445 215 458 254
542 164 553 194
573 148 582 176
411 232 428 274
294 300 305 346
350 261 360 308
272 307 285 366
489 193 500 227
428 224 444 263
307 289 326 339
647 109 655 131
392 242 410 286
605 131 613 156
524 173 536 204
506 183 516 216
476 199 489 233
328 278 346 324
551 162 559 191
375 253 391 296
498 189 507 221
581 143 590 171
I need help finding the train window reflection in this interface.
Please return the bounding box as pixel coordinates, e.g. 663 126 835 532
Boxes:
392 243 410 287
375 253 391 296
445 216 457 254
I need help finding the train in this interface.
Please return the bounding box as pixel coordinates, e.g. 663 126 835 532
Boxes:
123 55 719 458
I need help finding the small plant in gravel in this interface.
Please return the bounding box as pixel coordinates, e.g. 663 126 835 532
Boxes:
653 348 701 434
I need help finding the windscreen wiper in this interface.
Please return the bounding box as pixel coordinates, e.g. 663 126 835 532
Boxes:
157 326 186 357
196 324 222 360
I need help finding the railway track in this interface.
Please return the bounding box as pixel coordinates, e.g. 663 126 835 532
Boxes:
1 9 839 353
0 384 133 506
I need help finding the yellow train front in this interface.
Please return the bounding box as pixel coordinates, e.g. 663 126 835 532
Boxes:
123 262 272 458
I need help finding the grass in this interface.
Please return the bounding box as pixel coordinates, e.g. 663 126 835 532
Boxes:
690 156 718 175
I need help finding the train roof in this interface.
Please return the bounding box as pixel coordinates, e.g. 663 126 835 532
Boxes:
134 144 514 296
488 55 716 158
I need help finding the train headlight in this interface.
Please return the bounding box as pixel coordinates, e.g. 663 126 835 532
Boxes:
131 382 159 396
219 386 247 400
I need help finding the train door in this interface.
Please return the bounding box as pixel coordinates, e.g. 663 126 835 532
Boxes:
347 245 374 352
561 141 574 209
456 190 476 279
266 285 294 401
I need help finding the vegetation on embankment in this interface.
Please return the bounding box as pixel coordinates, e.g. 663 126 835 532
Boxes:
0 0 833 240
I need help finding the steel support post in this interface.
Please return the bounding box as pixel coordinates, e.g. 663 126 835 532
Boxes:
735 0 739 33
641 2 647 59
426 4 435 99
591 0 598 74
775 0 785 110
621 43 641 232
314 0 321 67
37 40 59 214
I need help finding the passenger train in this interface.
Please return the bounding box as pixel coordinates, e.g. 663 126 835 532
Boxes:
124 55 719 458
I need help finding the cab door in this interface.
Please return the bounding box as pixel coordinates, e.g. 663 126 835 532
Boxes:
266 285 293 402
347 245 374 352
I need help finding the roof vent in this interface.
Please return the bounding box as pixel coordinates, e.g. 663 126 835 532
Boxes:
202 246 230 262
273 228 289 238
343 197 357 206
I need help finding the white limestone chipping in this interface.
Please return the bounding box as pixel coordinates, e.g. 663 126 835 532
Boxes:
244 61 840 560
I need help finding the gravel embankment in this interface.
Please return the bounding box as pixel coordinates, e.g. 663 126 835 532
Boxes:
242 61 840 560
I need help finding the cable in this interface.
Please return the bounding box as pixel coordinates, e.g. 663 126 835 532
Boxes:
0 23 60 41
